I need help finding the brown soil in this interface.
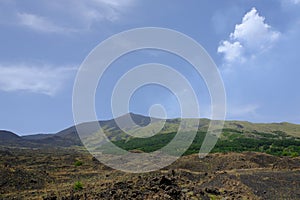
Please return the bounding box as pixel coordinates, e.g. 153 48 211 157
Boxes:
0 147 299 200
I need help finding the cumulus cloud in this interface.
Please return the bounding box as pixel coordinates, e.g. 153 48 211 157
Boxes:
217 41 244 63
0 64 76 96
218 7 281 64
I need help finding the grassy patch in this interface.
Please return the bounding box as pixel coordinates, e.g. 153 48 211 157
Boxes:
74 181 83 191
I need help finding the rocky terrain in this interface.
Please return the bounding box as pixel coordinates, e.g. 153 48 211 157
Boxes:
1 114 300 199
0 147 299 200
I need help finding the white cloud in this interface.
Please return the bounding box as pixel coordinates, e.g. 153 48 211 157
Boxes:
230 8 280 50
18 0 134 33
217 41 244 63
0 64 76 96
17 13 72 34
218 7 281 64
1 0 135 33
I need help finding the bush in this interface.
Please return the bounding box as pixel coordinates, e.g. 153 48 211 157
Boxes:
291 152 299 157
74 181 83 190
74 160 83 167
281 150 289 156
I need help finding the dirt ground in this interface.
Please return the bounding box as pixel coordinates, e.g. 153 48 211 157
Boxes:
0 147 299 200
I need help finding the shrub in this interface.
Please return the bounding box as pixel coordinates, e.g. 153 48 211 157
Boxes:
74 160 83 167
74 181 83 190
291 152 299 158
281 150 289 156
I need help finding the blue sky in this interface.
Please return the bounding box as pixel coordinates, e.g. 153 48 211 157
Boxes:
1 0 300 135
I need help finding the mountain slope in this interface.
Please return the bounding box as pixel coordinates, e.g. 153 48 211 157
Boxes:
0 130 38 147
0 113 299 151
223 121 300 137
0 130 20 141
22 134 55 140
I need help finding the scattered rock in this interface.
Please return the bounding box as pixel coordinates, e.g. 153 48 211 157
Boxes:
160 176 173 186
205 187 221 195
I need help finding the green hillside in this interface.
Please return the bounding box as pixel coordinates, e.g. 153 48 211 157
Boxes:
100 129 300 157
90 115 300 157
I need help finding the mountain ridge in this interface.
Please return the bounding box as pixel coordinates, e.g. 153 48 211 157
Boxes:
1 113 300 149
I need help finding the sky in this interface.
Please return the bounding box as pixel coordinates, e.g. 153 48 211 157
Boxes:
0 0 300 135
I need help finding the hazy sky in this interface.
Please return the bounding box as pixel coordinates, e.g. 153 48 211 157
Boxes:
1 0 300 135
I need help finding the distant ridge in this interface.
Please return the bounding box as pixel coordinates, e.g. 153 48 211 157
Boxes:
0 130 33 147
22 133 55 140
0 130 20 141
0 113 300 148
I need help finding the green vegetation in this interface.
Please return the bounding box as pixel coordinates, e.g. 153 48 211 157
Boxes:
85 116 300 157
74 181 83 191
74 160 83 167
113 132 177 152
211 137 300 157
103 129 300 157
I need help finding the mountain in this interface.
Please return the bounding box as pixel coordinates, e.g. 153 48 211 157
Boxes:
223 121 300 137
0 113 300 153
22 134 55 140
0 113 153 148
0 130 40 147
0 130 22 146
0 130 20 141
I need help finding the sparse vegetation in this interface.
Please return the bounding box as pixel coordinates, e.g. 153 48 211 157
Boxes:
0 146 299 199
74 181 83 190
74 160 83 166
1 114 300 199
